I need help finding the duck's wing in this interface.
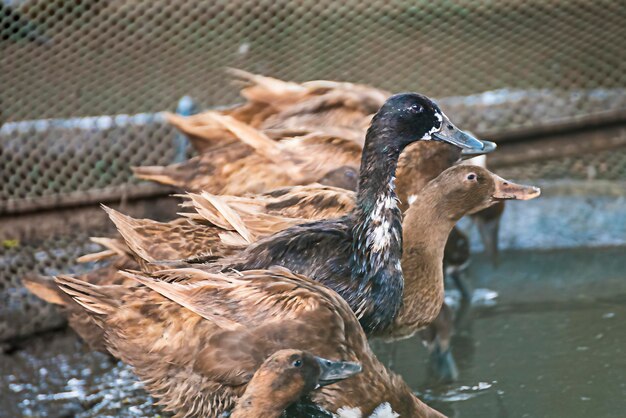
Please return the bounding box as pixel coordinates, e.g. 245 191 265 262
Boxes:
103 206 234 268
132 141 252 192
208 115 363 189
180 187 355 244
182 185 355 224
121 267 353 331
217 218 356 295
54 267 363 417
281 133 362 178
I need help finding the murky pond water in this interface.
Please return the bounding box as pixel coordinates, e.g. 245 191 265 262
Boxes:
2 247 625 418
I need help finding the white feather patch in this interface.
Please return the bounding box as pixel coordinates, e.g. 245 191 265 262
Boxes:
423 110 444 139
370 403 400 418
336 406 363 418
370 219 391 252
335 403 399 418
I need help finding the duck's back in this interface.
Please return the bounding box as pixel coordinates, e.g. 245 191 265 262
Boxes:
220 216 362 314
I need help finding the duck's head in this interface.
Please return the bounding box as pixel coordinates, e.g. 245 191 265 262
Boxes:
250 350 362 408
319 165 359 191
425 165 541 221
371 93 485 152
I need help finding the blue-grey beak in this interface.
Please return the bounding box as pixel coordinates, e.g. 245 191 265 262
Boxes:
315 356 362 388
461 140 497 158
432 114 485 151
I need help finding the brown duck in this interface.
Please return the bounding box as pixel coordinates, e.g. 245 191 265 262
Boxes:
55 266 445 418
227 349 362 418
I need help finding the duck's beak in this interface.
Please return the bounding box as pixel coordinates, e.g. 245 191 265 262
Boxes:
432 115 485 151
461 140 497 158
492 175 541 200
315 356 362 388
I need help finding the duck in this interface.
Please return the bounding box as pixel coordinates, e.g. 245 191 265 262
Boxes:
219 349 362 418
54 266 445 418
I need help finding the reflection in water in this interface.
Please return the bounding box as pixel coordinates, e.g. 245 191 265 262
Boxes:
1 245 626 417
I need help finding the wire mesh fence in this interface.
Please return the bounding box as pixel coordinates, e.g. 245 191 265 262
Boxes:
1 0 625 215
2 0 625 122
0 114 176 213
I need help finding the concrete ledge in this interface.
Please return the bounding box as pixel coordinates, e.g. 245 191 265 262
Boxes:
461 180 626 251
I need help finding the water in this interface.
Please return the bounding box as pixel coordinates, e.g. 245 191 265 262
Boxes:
1 247 625 418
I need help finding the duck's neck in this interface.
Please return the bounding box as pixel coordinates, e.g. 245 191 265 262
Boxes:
231 389 289 418
350 127 405 333
391 186 458 336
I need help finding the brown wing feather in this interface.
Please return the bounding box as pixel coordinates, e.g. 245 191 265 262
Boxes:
22 274 71 306
163 111 239 154
184 185 355 223
103 206 232 267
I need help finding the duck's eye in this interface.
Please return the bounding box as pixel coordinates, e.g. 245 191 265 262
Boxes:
466 173 477 181
409 104 423 113
292 359 302 368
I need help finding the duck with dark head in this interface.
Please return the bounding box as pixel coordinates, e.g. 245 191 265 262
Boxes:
222 92 485 334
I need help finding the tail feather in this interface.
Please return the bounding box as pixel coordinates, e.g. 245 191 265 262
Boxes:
131 165 183 187
185 192 254 243
203 112 286 163
227 68 309 104
54 275 118 316
101 205 156 264
163 111 237 152
76 237 129 263
22 274 69 306
76 249 118 263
